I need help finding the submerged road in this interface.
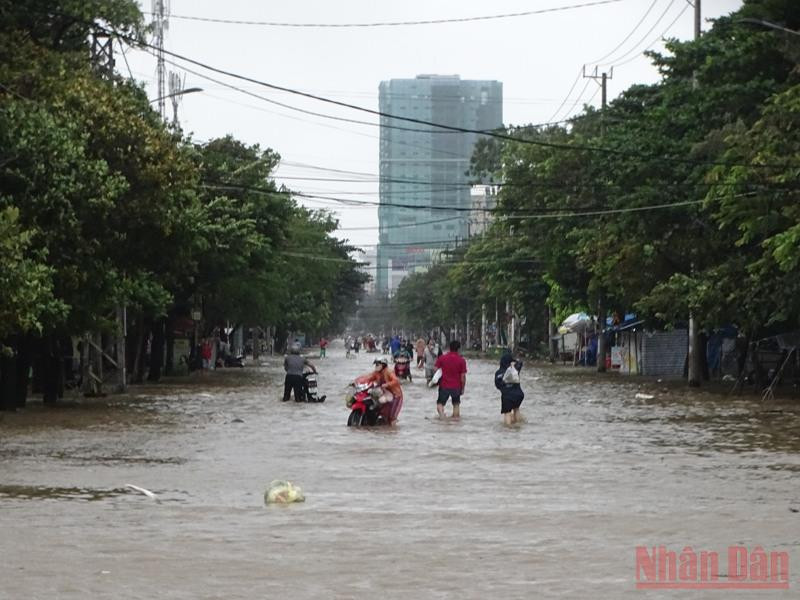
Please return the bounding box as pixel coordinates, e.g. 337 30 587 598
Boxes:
1 341 798 598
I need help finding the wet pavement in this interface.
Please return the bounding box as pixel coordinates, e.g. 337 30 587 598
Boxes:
1 341 799 599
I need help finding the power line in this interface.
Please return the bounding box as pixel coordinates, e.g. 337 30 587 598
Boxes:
613 2 690 67
337 216 462 231
546 69 583 123
546 0 659 123
46 8 799 171
147 1 623 28
601 0 678 66
156 53 475 139
119 31 793 169
591 0 661 64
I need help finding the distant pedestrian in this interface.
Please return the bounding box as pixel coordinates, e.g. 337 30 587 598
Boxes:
424 340 437 383
390 335 401 356
415 337 426 368
495 353 525 425
201 338 213 373
434 340 467 419
283 343 317 402
319 337 328 358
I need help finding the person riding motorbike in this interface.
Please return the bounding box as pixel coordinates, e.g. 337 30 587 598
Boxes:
360 357 403 425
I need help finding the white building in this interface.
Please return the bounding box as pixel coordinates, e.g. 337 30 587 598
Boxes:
359 248 378 295
469 185 499 236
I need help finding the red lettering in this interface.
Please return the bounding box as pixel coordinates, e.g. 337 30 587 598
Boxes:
636 546 657 582
728 546 748 581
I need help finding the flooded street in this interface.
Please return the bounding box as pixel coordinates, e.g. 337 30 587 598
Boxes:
1 343 799 599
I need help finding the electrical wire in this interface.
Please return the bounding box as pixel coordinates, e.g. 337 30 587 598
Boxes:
600 0 677 66
612 3 690 67
146 1 623 28
337 216 462 231
119 31 793 169
156 53 474 139
545 69 583 124
43 8 800 170
546 0 659 123
590 0 661 64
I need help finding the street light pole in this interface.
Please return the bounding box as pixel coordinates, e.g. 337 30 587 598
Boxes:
737 18 800 37
148 87 203 105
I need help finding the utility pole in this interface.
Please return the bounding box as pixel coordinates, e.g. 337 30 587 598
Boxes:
90 33 115 78
168 70 184 127
688 0 702 386
152 0 170 120
583 66 613 372
694 0 702 41
116 306 127 392
481 303 487 353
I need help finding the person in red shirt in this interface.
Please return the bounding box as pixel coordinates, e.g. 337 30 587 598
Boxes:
319 337 328 358
434 340 467 419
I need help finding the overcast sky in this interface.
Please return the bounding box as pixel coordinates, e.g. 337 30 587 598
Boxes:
125 0 743 249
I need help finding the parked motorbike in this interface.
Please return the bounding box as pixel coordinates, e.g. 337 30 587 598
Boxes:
223 353 245 368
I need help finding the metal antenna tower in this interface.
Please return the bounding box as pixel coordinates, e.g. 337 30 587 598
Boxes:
168 70 185 127
152 0 170 119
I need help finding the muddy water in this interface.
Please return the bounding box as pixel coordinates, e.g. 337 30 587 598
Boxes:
1 344 798 599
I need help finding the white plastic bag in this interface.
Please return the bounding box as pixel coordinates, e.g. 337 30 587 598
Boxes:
502 365 520 384
428 368 443 387
265 480 305 504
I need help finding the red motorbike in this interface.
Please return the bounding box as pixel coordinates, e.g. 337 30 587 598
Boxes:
345 376 381 426
393 354 412 382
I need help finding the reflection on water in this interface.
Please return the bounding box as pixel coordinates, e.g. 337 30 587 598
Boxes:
1 347 798 599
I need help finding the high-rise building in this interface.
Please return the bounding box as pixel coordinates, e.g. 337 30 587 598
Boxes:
376 75 503 295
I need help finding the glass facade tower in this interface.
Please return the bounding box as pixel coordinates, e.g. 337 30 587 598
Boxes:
376 75 503 295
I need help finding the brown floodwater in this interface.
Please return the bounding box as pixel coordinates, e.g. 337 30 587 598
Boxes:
1 343 798 599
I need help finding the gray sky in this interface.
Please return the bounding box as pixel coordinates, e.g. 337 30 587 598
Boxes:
126 0 743 249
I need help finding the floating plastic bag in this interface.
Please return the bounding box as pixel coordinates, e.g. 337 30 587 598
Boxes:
428 368 442 388
265 480 305 504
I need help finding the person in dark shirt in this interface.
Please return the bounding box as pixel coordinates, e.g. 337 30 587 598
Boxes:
283 343 317 402
494 353 525 425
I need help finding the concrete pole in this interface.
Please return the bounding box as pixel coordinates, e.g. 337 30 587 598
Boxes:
116 305 126 392
688 314 701 386
81 333 90 395
94 331 103 393
694 0 701 40
495 299 500 346
481 303 487 352
597 299 607 372
506 300 513 350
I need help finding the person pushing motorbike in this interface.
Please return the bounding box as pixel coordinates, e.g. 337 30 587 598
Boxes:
282 343 317 402
359 357 404 425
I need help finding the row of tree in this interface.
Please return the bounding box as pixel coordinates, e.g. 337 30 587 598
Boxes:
0 0 366 409
394 0 799 382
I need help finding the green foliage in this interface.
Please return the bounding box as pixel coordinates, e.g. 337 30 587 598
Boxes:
396 0 800 340
0 5 369 345
0 207 64 339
